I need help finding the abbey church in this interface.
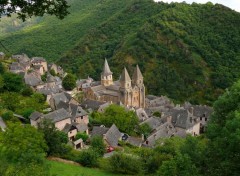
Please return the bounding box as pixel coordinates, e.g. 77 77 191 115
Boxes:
85 59 145 108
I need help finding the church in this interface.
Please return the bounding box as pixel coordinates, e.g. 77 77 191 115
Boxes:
85 59 145 108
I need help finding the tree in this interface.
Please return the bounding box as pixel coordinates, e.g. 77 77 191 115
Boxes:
90 136 106 156
205 80 240 176
75 132 88 142
92 104 139 135
62 73 76 90
0 122 49 176
0 0 69 21
38 119 68 156
3 72 24 92
106 153 143 175
157 153 199 176
77 149 99 167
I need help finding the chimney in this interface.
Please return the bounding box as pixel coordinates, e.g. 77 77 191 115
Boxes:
189 107 194 114
167 116 172 123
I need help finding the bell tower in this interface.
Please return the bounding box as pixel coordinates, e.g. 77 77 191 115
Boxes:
101 59 113 86
119 67 132 106
132 65 145 108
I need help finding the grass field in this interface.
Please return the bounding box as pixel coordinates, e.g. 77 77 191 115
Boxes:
47 160 121 176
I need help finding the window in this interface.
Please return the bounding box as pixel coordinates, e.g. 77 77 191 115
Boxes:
81 117 83 119
205 118 207 121
200 117 202 121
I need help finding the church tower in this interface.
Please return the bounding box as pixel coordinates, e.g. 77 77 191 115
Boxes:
119 67 132 106
132 65 145 108
101 59 113 86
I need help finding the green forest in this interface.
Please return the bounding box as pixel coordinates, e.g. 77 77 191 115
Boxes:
0 0 240 104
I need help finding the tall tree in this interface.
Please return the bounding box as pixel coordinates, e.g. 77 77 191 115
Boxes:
206 80 240 176
0 122 49 176
62 73 76 90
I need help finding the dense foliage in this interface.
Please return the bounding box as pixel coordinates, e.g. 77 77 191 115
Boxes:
1 0 240 104
0 123 49 176
62 73 76 90
92 104 139 135
0 0 69 21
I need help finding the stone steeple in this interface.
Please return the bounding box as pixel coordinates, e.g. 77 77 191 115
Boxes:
101 59 113 86
120 67 131 89
102 59 112 76
132 65 143 86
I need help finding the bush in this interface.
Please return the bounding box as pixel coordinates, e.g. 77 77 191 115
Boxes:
90 136 106 156
77 149 99 167
75 132 88 142
105 153 143 175
62 73 76 90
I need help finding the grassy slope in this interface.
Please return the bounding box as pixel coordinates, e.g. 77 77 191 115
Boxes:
47 160 121 176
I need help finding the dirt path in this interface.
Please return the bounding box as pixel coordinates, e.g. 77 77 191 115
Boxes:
47 157 81 166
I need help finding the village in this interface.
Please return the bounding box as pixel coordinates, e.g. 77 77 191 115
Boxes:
0 52 213 152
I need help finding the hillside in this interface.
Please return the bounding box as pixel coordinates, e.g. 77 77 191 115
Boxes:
0 0 240 104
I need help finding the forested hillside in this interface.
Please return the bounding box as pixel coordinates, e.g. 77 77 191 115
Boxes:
1 0 240 104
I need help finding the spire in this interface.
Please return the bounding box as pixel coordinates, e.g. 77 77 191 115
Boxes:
102 58 112 76
132 65 143 80
120 67 131 82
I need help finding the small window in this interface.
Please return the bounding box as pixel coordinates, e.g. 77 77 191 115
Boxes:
200 117 202 121
205 118 207 121
81 117 83 119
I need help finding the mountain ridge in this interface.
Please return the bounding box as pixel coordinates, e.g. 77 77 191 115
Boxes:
0 0 240 104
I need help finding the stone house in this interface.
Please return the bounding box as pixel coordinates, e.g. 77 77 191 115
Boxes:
24 72 43 88
62 123 78 141
91 124 122 147
163 108 200 136
44 108 72 131
69 104 89 124
29 111 44 127
31 57 48 73
135 108 149 122
49 92 77 110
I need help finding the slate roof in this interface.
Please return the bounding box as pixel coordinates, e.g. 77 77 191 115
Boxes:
91 126 109 136
75 123 88 133
37 86 62 95
127 136 142 147
24 73 43 87
44 108 71 123
102 59 112 76
132 65 143 80
10 62 24 71
62 123 77 133
70 104 88 119
135 108 149 122
52 92 72 106
164 108 198 130
73 138 83 145
146 122 176 147
31 57 46 63
120 67 131 82
12 53 30 63
56 101 69 111
105 124 122 147
190 105 213 118
140 117 162 130
81 99 106 110
29 111 43 121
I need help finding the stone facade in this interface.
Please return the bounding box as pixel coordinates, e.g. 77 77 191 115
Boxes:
85 59 145 108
